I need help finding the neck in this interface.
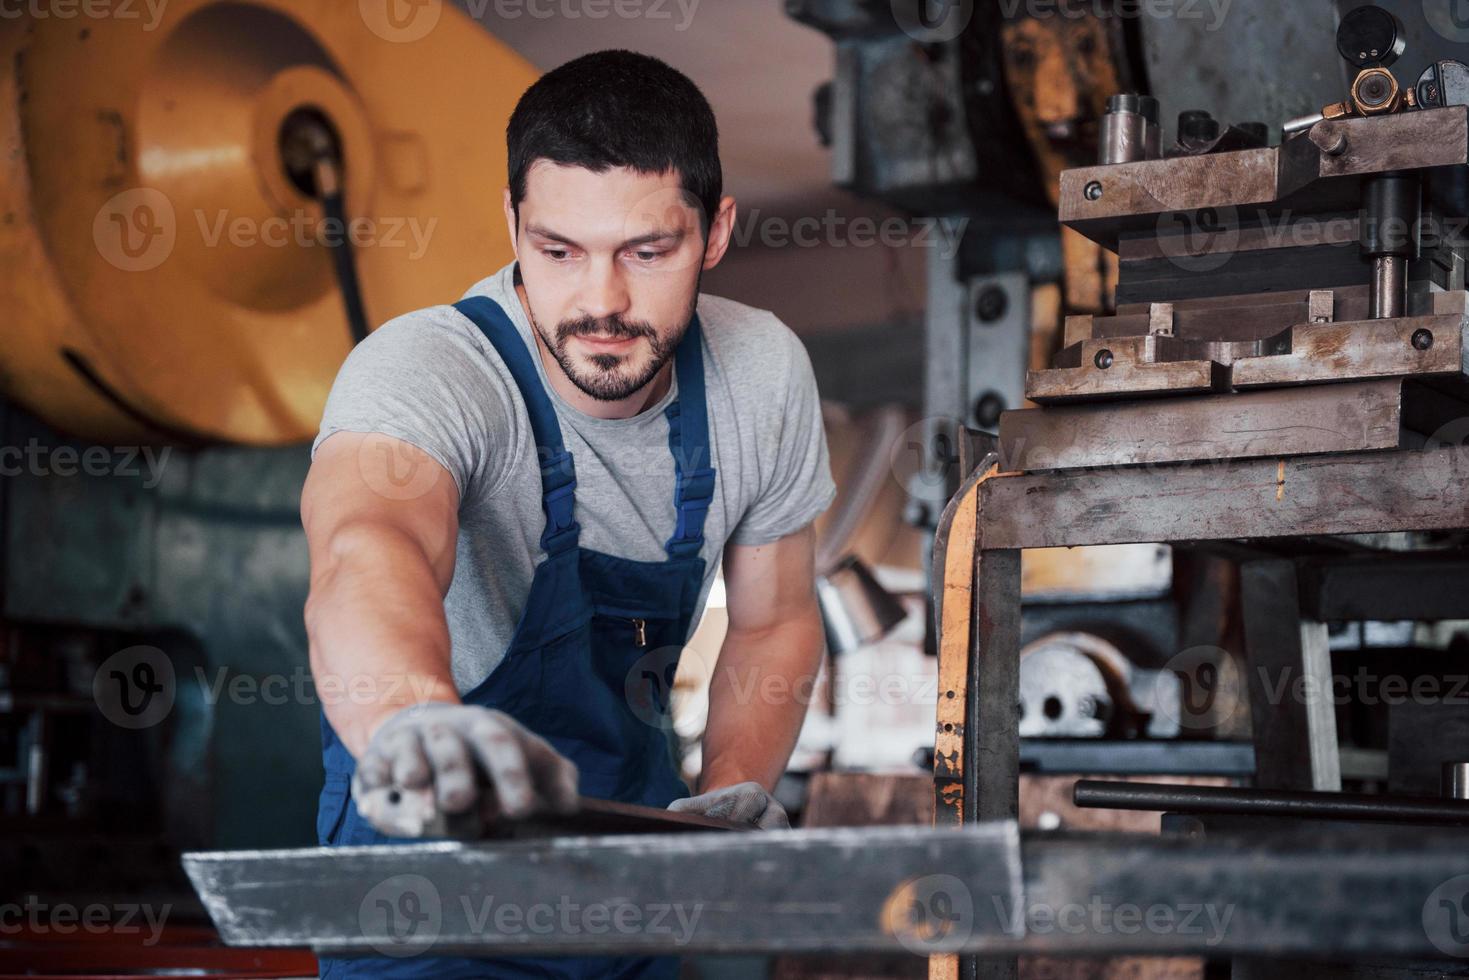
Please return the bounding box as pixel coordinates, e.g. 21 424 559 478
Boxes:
515 281 672 420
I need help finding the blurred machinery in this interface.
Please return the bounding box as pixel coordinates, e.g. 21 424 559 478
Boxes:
4 3 1469 975
0 0 534 911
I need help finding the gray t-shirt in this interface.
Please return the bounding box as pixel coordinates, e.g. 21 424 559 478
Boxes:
313 261 837 692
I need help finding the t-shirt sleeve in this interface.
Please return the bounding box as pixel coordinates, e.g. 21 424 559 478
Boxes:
728 329 838 546
311 309 517 500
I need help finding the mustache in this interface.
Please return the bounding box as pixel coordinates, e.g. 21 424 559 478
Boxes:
555 315 657 344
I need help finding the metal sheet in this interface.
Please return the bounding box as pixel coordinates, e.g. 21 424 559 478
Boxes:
183 822 1025 958
977 447 1469 550
999 380 1405 471
183 824 1469 959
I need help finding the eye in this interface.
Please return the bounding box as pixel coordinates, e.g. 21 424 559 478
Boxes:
630 249 662 262
542 247 570 262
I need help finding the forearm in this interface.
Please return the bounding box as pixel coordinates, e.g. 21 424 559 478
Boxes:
305 521 458 758
698 603 825 793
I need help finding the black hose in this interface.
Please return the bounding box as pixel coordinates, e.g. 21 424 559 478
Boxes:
316 159 370 345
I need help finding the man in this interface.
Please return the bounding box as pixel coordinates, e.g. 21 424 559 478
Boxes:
301 49 835 978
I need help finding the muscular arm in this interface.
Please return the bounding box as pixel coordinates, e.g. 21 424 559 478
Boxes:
697 523 826 794
302 431 578 833
301 431 462 757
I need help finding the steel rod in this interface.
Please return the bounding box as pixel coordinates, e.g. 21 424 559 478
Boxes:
1074 779 1469 826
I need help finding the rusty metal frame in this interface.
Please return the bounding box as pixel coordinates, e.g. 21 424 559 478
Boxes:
929 444 1469 980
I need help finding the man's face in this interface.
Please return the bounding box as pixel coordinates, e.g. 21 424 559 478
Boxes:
508 162 718 402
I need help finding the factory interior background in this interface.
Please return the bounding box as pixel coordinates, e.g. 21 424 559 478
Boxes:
5 0 1469 977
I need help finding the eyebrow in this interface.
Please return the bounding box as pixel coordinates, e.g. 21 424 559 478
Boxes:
524 224 685 250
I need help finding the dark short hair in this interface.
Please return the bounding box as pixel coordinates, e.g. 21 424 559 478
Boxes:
506 49 721 234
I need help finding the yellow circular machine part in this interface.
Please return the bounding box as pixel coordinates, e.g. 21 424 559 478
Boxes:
1 1 537 445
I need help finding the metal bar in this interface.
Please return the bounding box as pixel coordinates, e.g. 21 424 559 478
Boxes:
184 825 1469 958
184 823 1025 958
965 549 1022 826
1073 780 1469 826
964 548 1021 980
1371 256 1407 319
977 447 1469 550
1298 553 1469 621
1240 559 1341 792
999 380 1404 472
501 798 747 838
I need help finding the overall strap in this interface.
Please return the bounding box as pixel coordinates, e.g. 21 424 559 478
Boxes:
663 313 716 561
453 297 579 557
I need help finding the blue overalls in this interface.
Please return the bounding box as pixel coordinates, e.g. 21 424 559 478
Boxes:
315 295 716 979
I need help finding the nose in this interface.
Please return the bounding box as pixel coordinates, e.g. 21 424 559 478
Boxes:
577 256 631 324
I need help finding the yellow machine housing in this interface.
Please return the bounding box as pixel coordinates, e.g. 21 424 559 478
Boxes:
2 0 535 444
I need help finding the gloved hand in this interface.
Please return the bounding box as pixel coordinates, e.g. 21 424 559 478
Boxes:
351 702 579 838
668 780 789 829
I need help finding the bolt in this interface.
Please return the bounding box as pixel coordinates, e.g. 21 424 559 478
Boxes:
1412 329 1434 351
1094 348 1114 370
975 286 1008 323
1084 181 1104 201
972 391 1006 430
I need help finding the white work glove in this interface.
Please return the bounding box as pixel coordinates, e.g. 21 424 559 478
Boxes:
351 702 579 838
668 780 789 829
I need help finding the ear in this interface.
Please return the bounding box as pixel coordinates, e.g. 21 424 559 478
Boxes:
502 187 519 258
700 196 738 271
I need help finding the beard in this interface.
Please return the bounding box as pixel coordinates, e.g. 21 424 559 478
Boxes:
530 285 699 403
